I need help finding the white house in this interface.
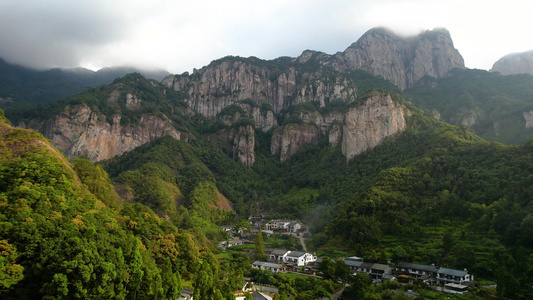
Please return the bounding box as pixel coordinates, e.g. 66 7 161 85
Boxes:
436 268 474 285
284 251 317 266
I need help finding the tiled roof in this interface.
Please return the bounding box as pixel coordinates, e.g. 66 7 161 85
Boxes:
286 251 306 258
371 263 391 271
396 262 437 272
271 249 289 255
438 267 468 277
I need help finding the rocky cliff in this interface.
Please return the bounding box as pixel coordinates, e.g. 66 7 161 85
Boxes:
162 27 461 125
17 27 459 166
268 92 408 162
270 123 320 162
44 104 182 162
162 59 359 118
207 124 255 168
342 92 410 160
491 50 533 75
329 28 465 89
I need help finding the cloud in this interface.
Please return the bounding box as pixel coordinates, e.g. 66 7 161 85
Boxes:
0 0 131 69
0 0 531 73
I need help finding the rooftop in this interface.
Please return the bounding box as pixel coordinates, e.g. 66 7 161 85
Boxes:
270 249 289 255
371 263 392 271
396 262 437 272
438 267 468 277
286 251 306 258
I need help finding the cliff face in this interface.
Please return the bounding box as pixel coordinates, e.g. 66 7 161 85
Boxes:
330 28 465 89
524 110 533 129
161 27 462 129
30 27 456 166
207 124 255 168
162 60 358 118
342 92 409 160
268 92 408 162
271 123 319 162
491 50 533 75
44 104 182 162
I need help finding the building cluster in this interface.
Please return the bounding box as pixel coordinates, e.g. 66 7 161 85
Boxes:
394 262 474 286
342 258 474 293
263 220 302 233
219 218 304 251
252 248 318 273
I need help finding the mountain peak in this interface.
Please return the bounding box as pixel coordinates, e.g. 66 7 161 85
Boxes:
490 50 533 75
336 27 464 89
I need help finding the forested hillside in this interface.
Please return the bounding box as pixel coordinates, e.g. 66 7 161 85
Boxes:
0 110 246 299
2 32 533 297
406 68 533 144
0 57 169 107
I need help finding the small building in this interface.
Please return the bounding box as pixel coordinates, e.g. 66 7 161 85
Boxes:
264 220 290 231
369 263 393 280
249 213 269 221
343 259 393 280
252 261 285 273
221 225 236 232
285 251 317 266
288 221 302 233
269 249 290 262
395 262 438 283
443 283 469 294
436 268 474 285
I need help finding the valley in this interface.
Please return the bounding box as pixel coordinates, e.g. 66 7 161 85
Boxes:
1 27 533 299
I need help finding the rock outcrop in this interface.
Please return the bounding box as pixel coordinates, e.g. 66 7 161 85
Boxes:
44 104 182 162
162 27 462 131
162 60 359 118
342 92 410 160
491 50 533 75
524 110 533 129
329 28 465 89
271 123 319 162
207 125 255 168
32 27 459 165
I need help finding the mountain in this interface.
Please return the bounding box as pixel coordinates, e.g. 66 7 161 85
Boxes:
0 57 169 107
328 27 465 89
491 50 533 75
405 68 533 144
3 27 533 298
2 27 466 165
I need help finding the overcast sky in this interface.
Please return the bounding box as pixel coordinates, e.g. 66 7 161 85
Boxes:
1 0 531 74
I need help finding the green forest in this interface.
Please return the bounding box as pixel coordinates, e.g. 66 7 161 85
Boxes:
2 63 533 299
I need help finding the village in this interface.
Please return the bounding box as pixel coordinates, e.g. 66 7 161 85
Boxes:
213 215 476 299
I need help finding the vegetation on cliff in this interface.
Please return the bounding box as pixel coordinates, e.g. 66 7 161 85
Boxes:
2 48 533 298
0 113 245 299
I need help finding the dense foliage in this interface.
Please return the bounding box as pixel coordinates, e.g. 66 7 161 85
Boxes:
3 58 533 299
406 68 533 144
0 117 248 299
0 58 168 108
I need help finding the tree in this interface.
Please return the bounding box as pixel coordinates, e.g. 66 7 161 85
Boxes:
335 259 351 284
0 240 24 291
341 273 372 299
318 256 336 281
193 259 215 300
255 229 266 261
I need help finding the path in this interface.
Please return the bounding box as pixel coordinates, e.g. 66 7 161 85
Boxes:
298 232 307 252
